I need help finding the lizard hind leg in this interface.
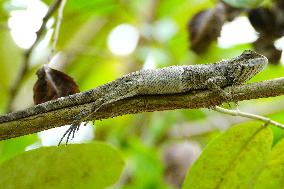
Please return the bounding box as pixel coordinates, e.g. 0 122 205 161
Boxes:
78 80 141 123
58 77 140 145
58 96 126 146
58 108 92 145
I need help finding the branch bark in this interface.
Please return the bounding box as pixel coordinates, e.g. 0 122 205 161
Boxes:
0 77 284 141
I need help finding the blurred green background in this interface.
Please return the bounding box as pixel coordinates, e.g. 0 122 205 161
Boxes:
1 0 284 188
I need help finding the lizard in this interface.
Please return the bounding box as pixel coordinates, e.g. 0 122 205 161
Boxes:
0 50 268 144
57 50 268 144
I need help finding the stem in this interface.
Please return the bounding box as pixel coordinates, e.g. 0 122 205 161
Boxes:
213 106 284 129
48 0 67 63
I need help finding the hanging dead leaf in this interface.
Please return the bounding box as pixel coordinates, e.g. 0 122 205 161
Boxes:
188 8 225 53
248 7 280 38
188 1 240 54
33 65 80 105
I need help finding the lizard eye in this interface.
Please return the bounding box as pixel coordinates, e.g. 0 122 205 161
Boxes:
241 50 253 59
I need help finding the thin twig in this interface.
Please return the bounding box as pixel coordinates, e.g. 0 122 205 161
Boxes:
213 106 284 129
48 0 67 63
7 0 63 112
169 98 284 138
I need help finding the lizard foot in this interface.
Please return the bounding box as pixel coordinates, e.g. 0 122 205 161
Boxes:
58 109 91 145
58 122 80 145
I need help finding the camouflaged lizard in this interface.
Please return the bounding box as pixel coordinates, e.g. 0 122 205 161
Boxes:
0 50 268 144
57 50 268 144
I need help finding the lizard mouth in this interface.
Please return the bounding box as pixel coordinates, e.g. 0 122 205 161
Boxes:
240 56 268 83
250 56 268 71
235 56 268 84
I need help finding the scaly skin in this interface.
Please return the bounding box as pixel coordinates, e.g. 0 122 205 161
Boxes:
58 50 268 144
0 50 268 144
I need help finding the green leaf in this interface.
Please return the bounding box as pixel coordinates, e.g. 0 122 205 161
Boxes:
223 0 264 8
0 135 37 163
0 142 124 189
253 138 284 189
182 124 273 189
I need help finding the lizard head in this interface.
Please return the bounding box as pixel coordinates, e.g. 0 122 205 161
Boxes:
228 50 268 84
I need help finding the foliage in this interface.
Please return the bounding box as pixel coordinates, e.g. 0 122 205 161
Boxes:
183 124 273 189
0 142 124 189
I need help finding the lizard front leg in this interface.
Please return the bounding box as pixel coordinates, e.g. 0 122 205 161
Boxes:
205 76 231 102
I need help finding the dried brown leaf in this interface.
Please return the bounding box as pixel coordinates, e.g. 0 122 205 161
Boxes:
188 8 225 53
33 65 80 105
254 36 282 65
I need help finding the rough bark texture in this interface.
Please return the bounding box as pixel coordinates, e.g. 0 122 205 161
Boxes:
0 77 283 141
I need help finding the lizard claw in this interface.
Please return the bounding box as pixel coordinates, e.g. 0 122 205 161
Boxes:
58 123 80 146
58 110 92 146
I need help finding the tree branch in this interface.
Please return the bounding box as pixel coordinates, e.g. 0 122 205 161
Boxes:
0 77 284 141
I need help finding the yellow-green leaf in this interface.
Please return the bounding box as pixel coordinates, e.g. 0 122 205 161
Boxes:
0 142 124 189
183 124 273 189
253 138 284 189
